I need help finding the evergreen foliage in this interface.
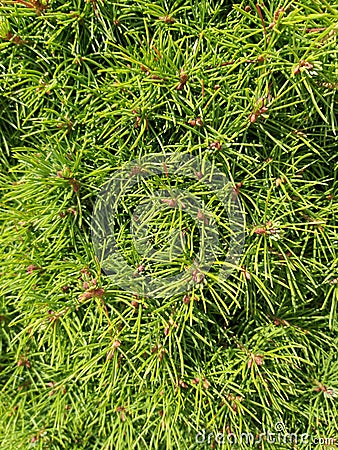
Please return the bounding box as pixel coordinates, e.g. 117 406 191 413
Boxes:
0 0 337 448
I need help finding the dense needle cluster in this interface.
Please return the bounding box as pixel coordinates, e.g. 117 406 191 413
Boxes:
0 0 337 449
